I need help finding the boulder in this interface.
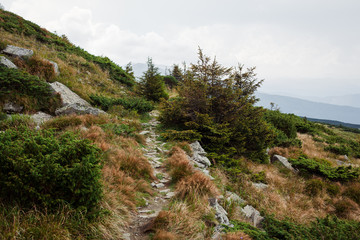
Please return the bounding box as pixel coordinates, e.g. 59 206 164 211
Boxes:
209 198 232 227
3 102 23 113
0 56 17 69
190 141 211 167
271 155 295 171
55 103 106 116
241 205 264 228
31 112 53 125
252 182 268 190
2 45 33 58
190 141 207 155
192 152 212 168
47 60 60 76
49 82 90 107
225 191 246 204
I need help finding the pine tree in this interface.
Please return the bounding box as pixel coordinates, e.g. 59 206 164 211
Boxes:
125 62 135 78
140 58 168 102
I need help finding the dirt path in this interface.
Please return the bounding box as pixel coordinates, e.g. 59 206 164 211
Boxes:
123 111 174 240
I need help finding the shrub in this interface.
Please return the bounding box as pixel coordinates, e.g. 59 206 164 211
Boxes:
289 157 360 182
0 114 34 130
0 39 8 51
251 171 267 184
264 110 297 139
344 182 360 205
333 198 357 218
163 75 178 89
225 215 360 240
161 129 202 142
0 126 102 213
325 144 351 155
26 56 56 81
305 178 325 196
326 182 341 196
0 66 61 113
90 94 154 113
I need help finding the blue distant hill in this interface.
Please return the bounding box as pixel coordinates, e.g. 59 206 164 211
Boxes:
256 92 360 125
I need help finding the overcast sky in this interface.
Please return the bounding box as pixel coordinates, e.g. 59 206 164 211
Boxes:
2 0 360 98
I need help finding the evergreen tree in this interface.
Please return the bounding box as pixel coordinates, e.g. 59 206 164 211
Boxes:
125 62 135 78
171 64 183 82
160 49 274 163
140 58 168 102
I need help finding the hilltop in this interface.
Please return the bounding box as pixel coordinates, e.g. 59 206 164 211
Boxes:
1 8 360 240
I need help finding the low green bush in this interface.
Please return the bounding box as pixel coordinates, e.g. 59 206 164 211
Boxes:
0 66 61 113
344 182 360 205
0 114 34 130
101 123 136 137
225 215 360 240
264 110 297 139
325 144 351 155
305 178 325 196
163 75 178 89
326 182 341 196
289 157 360 182
161 129 202 142
90 94 154 114
0 126 102 213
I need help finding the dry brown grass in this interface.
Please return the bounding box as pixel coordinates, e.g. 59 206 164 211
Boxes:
297 133 335 161
151 202 208 240
224 232 252 240
176 171 219 201
244 162 330 223
153 229 177 240
166 147 194 182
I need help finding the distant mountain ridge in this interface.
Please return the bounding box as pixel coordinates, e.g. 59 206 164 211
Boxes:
256 92 360 125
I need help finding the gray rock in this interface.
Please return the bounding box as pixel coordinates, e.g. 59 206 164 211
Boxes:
122 233 131 240
139 130 150 135
241 205 264 228
190 141 207 155
344 155 350 161
252 182 268 190
272 155 295 171
164 192 176 199
2 45 33 58
226 191 246 204
55 103 106 116
31 112 53 125
3 102 23 113
0 56 17 69
47 60 60 76
192 152 212 168
49 82 90 107
209 198 232 227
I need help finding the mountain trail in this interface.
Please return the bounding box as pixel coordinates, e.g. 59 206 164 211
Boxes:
123 110 174 240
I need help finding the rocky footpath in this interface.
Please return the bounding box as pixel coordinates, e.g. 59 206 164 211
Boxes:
124 111 175 240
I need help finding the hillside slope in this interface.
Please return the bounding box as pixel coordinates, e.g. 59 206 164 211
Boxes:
256 92 360 125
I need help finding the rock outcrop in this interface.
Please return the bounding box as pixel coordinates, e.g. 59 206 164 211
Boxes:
3 102 23 114
0 56 17 69
225 191 246 204
49 81 105 116
50 82 90 107
2 45 33 58
55 103 106 116
209 198 232 227
241 205 264 228
271 154 295 171
189 141 214 179
31 112 53 125
47 60 60 76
